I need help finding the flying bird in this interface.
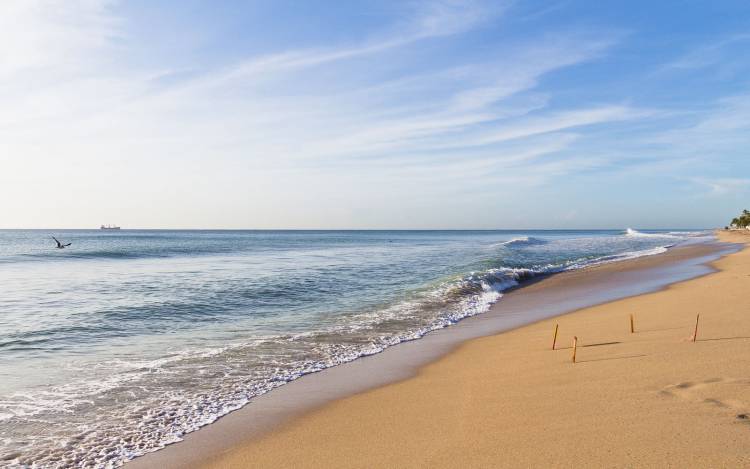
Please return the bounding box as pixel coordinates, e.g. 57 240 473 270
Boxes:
52 236 71 249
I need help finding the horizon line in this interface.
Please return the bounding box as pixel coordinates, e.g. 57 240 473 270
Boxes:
0 227 717 231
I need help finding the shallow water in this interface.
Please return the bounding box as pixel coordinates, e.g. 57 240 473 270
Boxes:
0 229 707 467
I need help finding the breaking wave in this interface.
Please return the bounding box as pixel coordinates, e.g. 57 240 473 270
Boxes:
498 236 548 247
625 228 679 239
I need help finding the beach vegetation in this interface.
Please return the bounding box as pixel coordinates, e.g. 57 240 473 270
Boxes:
730 209 750 229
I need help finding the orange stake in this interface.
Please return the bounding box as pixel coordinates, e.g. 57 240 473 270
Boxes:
572 336 578 363
692 314 700 342
552 324 559 350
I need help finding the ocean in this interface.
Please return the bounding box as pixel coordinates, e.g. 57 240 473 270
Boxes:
0 229 709 467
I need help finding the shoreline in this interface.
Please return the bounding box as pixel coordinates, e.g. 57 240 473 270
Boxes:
128 233 741 468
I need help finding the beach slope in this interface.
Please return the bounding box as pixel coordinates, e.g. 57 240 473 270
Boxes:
201 231 750 468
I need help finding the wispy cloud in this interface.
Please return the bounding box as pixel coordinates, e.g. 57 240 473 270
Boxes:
646 93 750 157
662 33 750 71
689 177 750 195
1 0 685 228
190 0 500 89
0 0 119 78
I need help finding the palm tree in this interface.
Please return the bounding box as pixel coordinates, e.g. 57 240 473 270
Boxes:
729 210 750 228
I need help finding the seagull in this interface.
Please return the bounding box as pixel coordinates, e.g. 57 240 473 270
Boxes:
52 236 71 249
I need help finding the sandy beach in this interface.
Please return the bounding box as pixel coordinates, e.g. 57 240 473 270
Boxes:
175 230 750 468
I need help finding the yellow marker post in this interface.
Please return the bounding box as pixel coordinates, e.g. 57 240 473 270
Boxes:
552 324 559 350
692 314 700 342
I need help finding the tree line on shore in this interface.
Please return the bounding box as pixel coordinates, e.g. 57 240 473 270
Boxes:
729 209 750 229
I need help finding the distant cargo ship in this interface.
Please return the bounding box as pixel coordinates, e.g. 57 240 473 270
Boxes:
100 225 121 230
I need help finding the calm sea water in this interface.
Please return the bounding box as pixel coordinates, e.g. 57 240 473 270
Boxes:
0 229 708 467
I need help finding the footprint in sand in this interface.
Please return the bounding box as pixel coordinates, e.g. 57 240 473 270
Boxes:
659 378 750 423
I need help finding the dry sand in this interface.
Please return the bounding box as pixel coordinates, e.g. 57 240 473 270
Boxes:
199 231 750 468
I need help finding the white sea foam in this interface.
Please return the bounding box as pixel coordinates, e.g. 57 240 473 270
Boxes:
625 228 679 239
570 245 669 268
498 236 548 247
667 230 710 237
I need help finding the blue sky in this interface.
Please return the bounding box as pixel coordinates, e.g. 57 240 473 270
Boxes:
1 0 749 229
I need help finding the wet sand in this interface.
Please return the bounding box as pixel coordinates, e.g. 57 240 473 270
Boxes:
128 233 744 468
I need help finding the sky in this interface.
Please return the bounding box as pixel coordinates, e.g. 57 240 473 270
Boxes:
1 0 749 229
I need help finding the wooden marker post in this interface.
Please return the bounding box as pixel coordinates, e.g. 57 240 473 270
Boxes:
630 314 635 333
572 336 578 363
552 324 559 350
692 314 700 342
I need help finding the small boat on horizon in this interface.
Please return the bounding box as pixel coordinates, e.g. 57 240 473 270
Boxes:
100 225 121 230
